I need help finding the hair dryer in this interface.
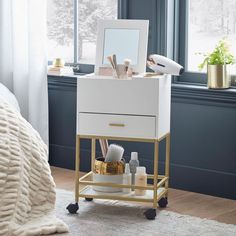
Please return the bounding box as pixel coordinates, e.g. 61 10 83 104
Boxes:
147 54 184 76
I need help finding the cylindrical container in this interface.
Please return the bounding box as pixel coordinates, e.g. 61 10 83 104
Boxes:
135 166 147 196
123 163 132 193
93 174 123 192
113 64 128 79
129 152 139 191
207 64 231 89
93 157 125 193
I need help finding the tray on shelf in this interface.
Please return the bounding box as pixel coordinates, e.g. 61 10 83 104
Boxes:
79 185 167 203
78 171 168 203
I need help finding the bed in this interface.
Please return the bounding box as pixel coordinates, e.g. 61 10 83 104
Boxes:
0 83 20 112
0 83 68 235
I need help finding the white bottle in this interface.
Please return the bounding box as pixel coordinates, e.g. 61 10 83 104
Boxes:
129 152 139 191
135 166 147 196
123 164 132 193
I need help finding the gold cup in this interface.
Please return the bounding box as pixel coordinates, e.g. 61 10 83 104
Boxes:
53 58 65 68
94 157 125 175
207 64 231 89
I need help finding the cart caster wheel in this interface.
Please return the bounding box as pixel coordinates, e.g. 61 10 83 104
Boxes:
144 208 156 220
66 203 79 214
158 197 168 208
85 198 93 201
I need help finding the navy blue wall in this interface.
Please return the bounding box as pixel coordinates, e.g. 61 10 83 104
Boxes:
48 75 236 200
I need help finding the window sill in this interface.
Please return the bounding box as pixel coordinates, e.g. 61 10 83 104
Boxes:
47 74 236 106
47 73 83 78
172 82 236 107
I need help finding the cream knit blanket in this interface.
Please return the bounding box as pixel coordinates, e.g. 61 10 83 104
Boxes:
0 98 68 235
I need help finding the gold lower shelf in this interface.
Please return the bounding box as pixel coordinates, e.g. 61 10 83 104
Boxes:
79 186 167 203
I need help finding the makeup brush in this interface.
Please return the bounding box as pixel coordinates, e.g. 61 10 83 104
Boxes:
107 55 115 69
99 139 109 157
113 54 117 68
107 55 119 78
112 54 119 78
124 59 131 73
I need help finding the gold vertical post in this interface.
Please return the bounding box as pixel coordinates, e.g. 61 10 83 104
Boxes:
91 138 96 171
75 135 80 203
165 133 170 196
153 140 159 209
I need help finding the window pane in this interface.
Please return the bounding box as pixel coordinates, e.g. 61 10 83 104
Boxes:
47 0 74 62
188 0 236 73
78 0 117 64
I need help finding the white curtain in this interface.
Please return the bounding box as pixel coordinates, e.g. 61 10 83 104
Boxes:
0 0 48 145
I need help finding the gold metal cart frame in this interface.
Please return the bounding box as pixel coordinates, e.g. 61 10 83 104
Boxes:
69 133 170 219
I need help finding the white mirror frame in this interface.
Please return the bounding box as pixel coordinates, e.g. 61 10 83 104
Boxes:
95 19 149 75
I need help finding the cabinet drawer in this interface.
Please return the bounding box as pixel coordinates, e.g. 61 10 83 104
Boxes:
78 77 159 116
78 113 156 139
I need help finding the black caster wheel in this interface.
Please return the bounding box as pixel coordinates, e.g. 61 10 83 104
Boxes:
158 197 168 208
66 203 79 214
85 198 93 201
144 208 156 220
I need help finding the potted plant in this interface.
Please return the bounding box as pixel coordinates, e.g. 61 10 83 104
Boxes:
198 39 235 89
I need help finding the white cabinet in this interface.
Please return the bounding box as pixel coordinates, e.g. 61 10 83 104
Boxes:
77 75 171 140
69 20 171 219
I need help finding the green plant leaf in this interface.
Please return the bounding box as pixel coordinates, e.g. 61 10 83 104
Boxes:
198 38 235 70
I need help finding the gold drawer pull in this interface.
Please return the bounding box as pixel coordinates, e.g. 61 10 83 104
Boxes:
109 123 125 127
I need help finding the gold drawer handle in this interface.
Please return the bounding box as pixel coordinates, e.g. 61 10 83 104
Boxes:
109 123 125 127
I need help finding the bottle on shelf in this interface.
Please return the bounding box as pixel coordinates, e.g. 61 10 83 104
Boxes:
135 166 147 196
129 152 139 191
123 163 132 193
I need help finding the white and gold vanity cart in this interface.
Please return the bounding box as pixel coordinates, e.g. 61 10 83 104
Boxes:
67 20 171 220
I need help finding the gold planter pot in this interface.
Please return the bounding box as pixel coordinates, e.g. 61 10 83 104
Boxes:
207 64 231 89
94 157 125 175
93 157 125 192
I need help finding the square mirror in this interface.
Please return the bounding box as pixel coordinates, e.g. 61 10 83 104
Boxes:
95 19 149 75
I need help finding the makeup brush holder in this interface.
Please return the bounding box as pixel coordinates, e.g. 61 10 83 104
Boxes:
113 64 128 79
93 157 125 192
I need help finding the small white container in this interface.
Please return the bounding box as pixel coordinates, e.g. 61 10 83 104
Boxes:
135 166 147 196
93 173 123 193
113 64 128 79
123 164 132 193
